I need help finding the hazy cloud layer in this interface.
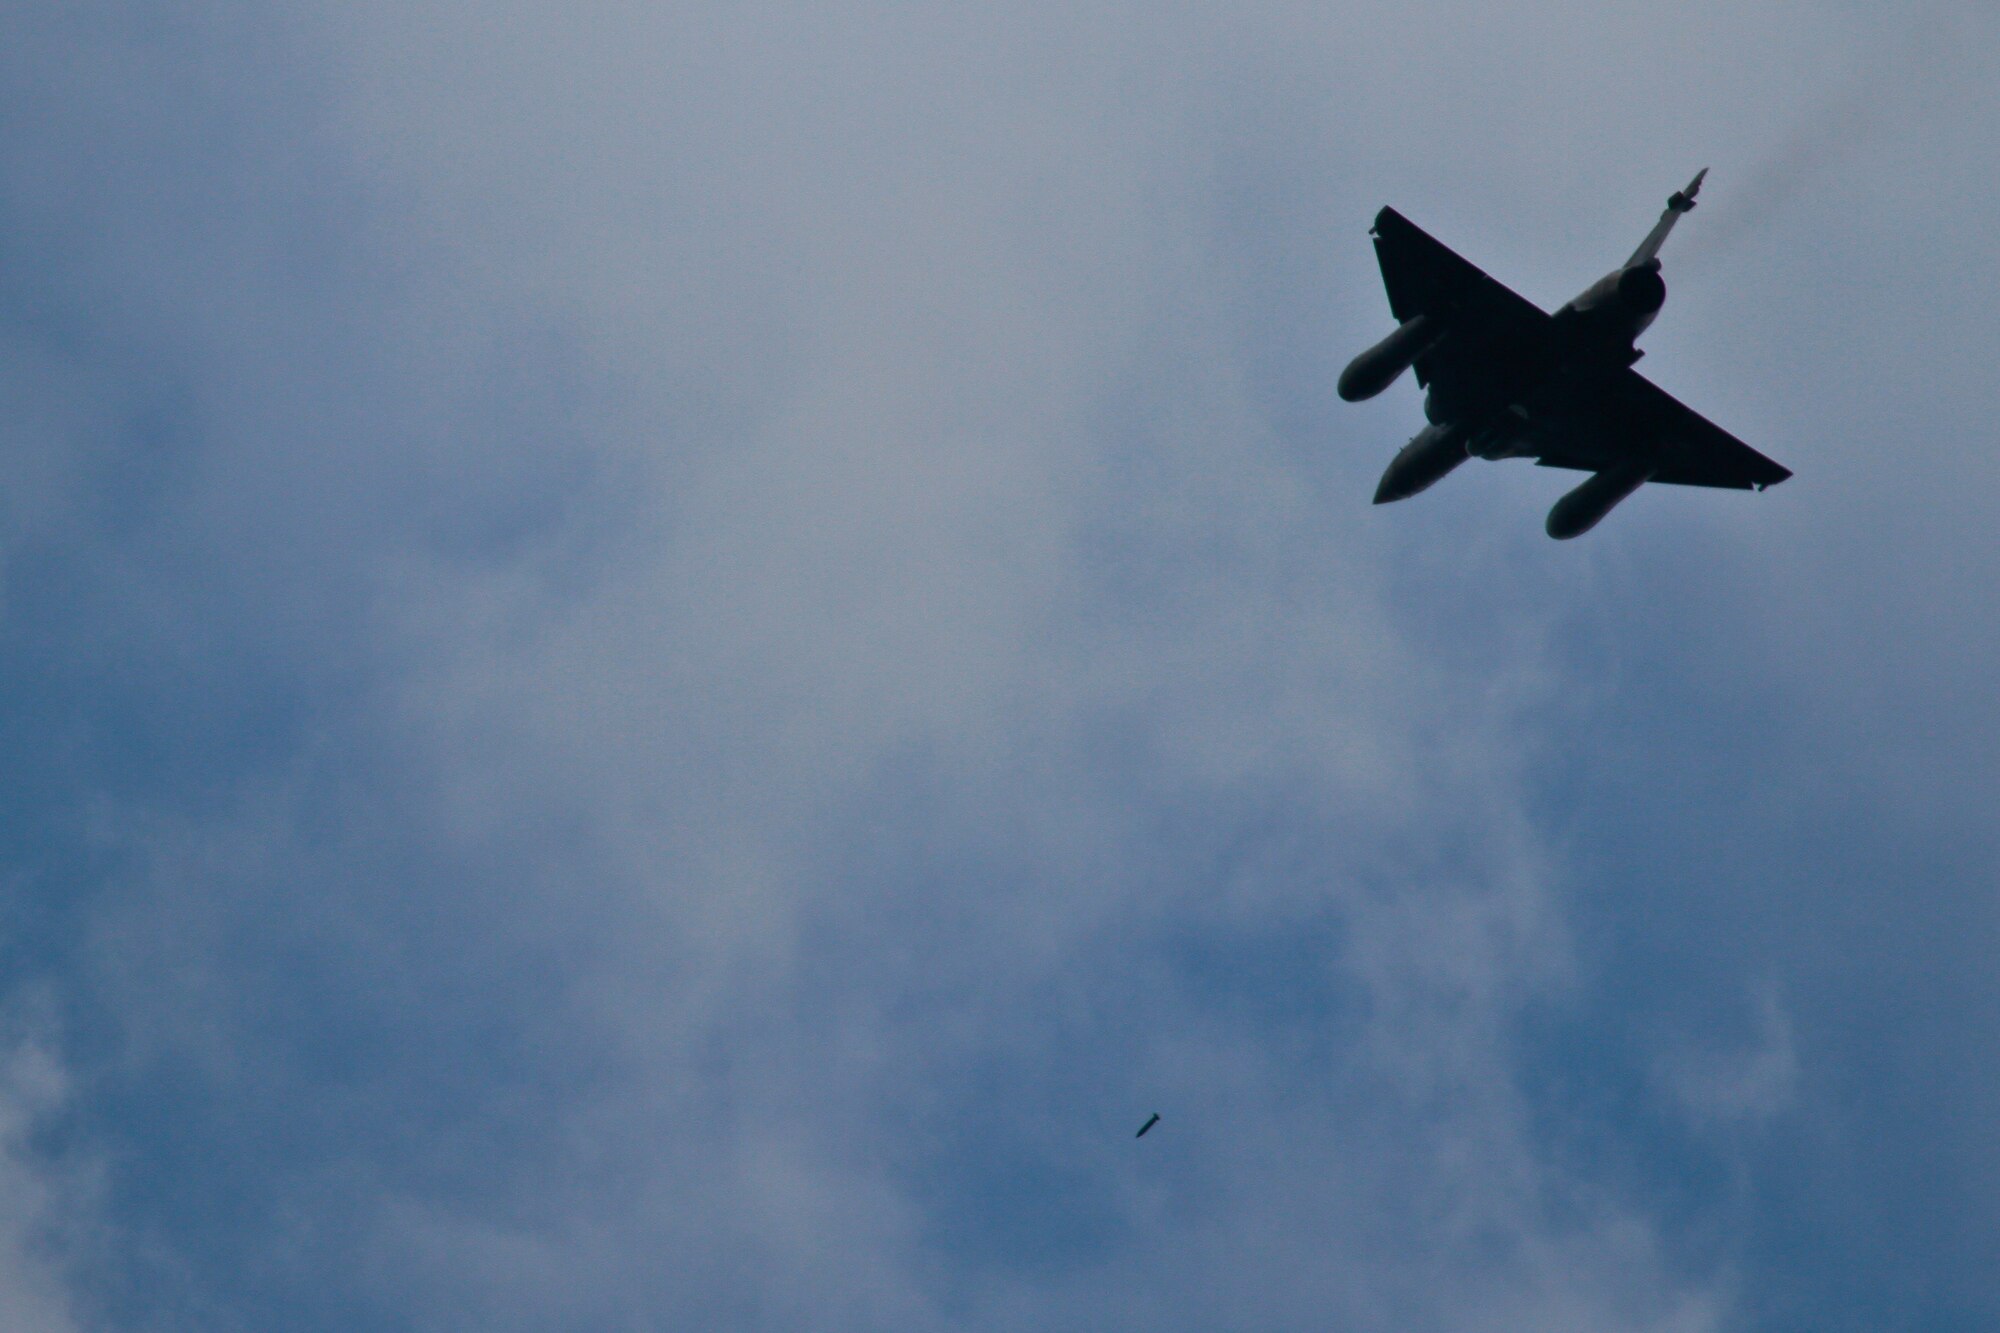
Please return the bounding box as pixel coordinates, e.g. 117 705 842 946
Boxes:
5 3 2000 1329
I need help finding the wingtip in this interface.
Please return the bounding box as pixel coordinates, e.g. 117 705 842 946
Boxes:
1371 204 1412 235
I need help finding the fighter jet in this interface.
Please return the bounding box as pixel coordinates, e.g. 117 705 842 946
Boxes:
1339 170 1789 538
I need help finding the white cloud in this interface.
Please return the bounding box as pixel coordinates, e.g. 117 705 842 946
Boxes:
1657 985 1799 1127
0 1023 81 1333
11 1 2000 1328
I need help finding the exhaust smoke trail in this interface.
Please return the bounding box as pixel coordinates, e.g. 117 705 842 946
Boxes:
1686 6 1970 261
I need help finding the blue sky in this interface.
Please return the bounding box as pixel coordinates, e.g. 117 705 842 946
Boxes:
5 4 2000 1329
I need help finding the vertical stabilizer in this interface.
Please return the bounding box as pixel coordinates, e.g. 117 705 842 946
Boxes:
1626 168 1707 267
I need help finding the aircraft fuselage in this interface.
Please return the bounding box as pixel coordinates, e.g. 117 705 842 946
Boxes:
1340 170 1789 537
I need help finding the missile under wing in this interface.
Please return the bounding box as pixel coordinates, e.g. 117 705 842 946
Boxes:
1341 172 1790 538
